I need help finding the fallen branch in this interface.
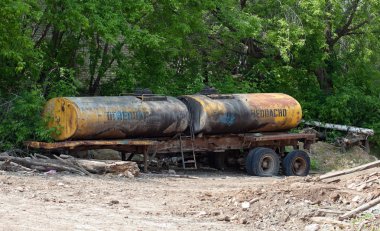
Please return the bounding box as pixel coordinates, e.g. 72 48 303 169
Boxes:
72 160 93 176
30 165 48 171
0 156 83 174
317 208 345 215
358 220 370 231
75 159 108 174
29 154 37 160
53 155 91 176
319 160 380 180
9 162 33 171
323 178 341 184
303 120 374 136
0 155 140 176
34 153 50 159
148 173 199 179
0 160 33 172
166 174 199 179
339 196 380 220
249 198 260 203
0 152 9 157
309 217 350 227
76 159 139 176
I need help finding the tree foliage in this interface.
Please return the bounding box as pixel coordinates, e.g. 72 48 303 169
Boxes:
0 0 379 150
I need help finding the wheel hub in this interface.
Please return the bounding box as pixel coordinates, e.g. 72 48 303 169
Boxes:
292 157 307 175
261 155 274 172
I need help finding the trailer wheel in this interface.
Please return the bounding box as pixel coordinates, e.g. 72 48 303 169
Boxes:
245 147 264 175
249 148 280 176
283 150 310 176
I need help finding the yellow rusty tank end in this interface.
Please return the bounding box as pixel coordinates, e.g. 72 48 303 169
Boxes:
44 96 190 141
44 98 78 141
241 93 302 131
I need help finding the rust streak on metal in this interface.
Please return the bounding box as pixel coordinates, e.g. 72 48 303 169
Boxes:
180 93 302 135
26 132 316 155
44 96 189 141
25 139 157 150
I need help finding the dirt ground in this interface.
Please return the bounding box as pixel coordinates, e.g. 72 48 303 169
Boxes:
0 142 379 231
0 168 379 231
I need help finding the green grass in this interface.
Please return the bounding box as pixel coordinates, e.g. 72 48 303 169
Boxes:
310 158 320 171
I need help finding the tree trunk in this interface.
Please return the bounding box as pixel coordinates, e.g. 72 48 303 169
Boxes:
314 67 333 94
76 159 140 176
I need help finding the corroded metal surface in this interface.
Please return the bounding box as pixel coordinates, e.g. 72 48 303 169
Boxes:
155 133 315 154
44 96 189 141
180 93 302 135
26 132 315 154
25 140 157 150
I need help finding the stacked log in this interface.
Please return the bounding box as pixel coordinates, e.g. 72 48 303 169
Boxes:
0 152 139 177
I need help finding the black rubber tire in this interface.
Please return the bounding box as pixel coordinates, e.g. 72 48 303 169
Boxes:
283 150 310 176
208 152 226 170
245 147 265 175
251 148 280 177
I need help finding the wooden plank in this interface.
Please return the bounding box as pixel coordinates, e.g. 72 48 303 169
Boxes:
25 139 157 150
246 133 315 142
319 160 380 180
339 196 380 220
25 132 316 155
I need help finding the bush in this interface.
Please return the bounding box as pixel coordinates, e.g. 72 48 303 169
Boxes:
0 89 54 151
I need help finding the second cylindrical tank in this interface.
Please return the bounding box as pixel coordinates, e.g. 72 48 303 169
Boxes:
180 93 302 134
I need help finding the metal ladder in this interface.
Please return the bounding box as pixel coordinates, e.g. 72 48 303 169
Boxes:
179 98 197 170
179 134 197 170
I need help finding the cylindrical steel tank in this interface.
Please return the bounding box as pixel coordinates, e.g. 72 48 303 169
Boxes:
44 96 189 141
180 93 302 134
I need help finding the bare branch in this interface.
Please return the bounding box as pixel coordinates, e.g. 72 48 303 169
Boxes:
325 0 334 49
210 9 237 33
34 24 51 48
346 30 380 35
240 0 247 9
347 19 370 32
333 0 361 43
337 0 361 34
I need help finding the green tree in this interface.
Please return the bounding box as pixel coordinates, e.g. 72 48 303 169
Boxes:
0 0 39 98
1 0 380 151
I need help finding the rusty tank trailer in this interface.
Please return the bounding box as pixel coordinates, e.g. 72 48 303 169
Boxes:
44 96 189 141
180 93 302 135
31 92 315 176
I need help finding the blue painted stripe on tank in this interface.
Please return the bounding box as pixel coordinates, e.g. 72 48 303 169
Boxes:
218 114 236 126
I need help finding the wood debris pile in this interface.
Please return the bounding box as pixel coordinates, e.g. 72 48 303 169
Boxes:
0 152 139 177
314 160 380 229
192 160 380 230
